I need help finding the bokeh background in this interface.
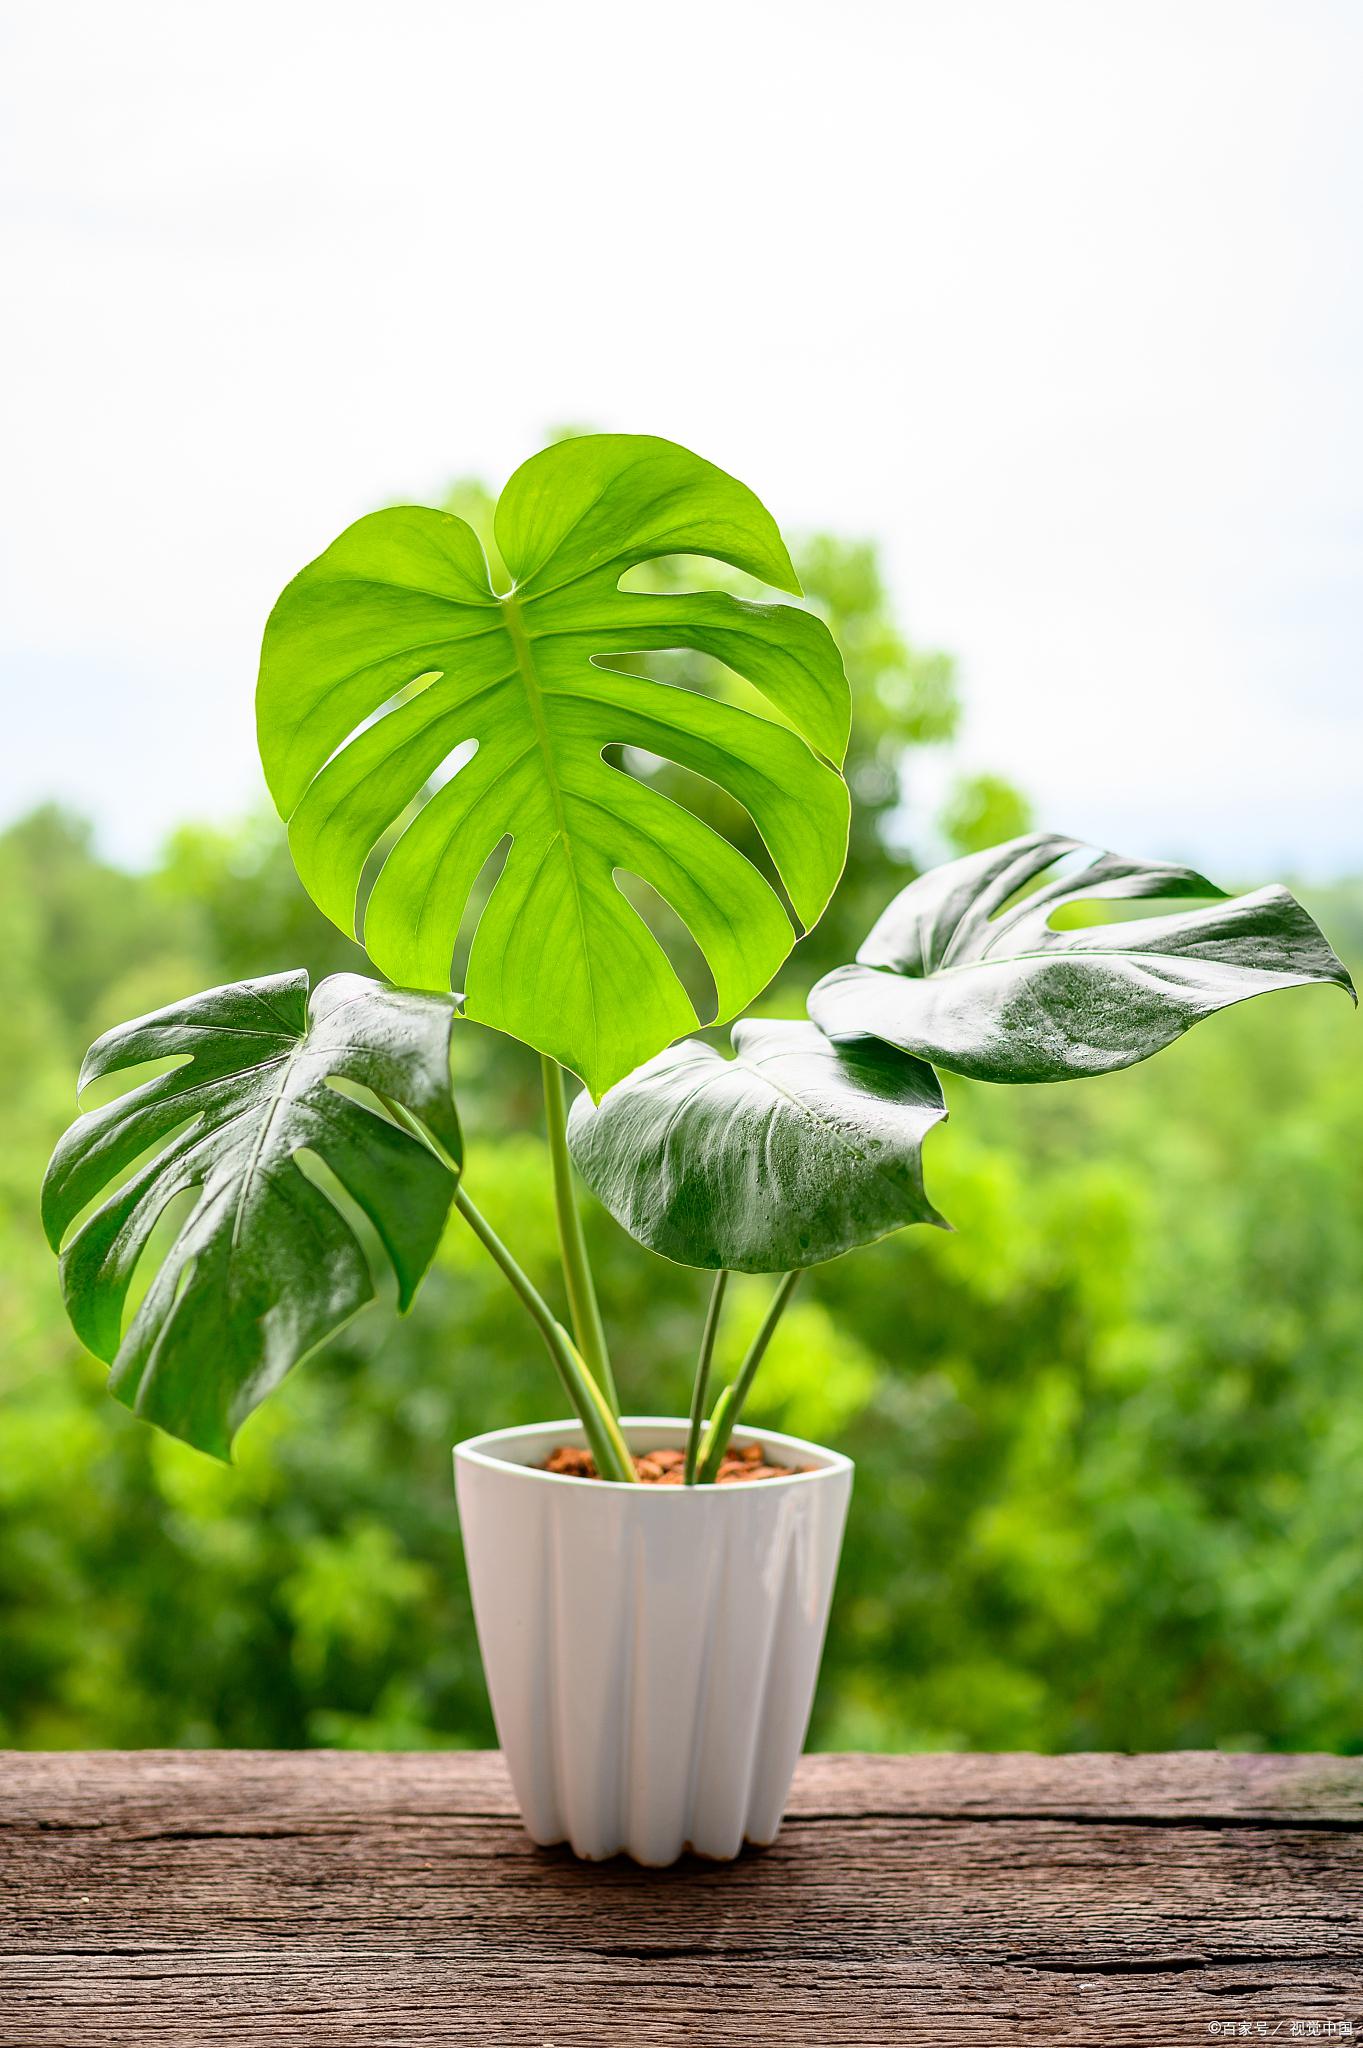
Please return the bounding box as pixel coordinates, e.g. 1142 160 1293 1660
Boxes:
3 1 1361 1753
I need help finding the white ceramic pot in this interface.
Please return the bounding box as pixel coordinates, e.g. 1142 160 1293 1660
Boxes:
453 1416 852 1865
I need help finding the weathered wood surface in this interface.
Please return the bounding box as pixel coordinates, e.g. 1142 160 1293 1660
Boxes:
3 1750 1362 2045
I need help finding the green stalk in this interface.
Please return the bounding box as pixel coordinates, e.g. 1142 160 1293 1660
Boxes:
454 1186 636 1482
696 1270 803 1484
540 1055 618 1415
697 1384 740 1481
683 1270 729 1486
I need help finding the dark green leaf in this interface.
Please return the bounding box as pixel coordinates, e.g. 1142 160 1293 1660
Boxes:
567 1018 947 1272
41 971 461 1458
257 433 850 1098
808 833 1356 1083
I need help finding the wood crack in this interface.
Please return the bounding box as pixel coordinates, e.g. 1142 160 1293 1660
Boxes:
782 1807 1363 1832
5 1751 1363 2045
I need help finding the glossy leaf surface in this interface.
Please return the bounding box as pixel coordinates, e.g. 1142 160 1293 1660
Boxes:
567 1018 947 1272
808 834 1356 1083
257 434 851 1097
42 972 461 1457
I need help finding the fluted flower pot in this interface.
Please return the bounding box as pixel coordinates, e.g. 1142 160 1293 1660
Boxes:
453 1416 853 1865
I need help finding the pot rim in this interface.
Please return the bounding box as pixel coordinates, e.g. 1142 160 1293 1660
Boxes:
453 1415 852 1494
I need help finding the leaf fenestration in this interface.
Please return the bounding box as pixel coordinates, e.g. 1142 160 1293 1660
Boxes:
257 434 851 1096
41 971 461 1457
808 834 1356 1083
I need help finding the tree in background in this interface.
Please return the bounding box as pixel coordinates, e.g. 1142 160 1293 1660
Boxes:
936 770 1034 856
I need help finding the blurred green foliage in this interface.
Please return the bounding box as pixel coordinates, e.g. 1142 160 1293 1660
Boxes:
935 771 1035 857
2 525 1359 1756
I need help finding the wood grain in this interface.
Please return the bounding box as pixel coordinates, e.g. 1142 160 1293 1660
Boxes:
2 1750 1362 2045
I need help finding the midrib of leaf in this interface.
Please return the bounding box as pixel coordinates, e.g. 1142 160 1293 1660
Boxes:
746 1051 924 1197
498 592 598 1049
229 1040 304 1251
220 1024 409 1255
890 932 1258 982
665 1044 921 1202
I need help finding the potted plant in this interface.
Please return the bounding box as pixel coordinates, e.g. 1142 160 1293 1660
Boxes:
42 435 1354 1865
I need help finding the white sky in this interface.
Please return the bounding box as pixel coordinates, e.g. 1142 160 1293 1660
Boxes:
2 0 1360 878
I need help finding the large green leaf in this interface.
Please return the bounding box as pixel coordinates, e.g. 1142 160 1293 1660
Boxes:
257 434 850 1098
808 834 1356 1083
567 1018 948 1272
41 971 461 1458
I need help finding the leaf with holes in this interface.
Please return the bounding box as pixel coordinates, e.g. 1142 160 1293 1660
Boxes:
808 833 1356 1083
41 971 461 1458
567 1019 947 1271
257 433 851 1097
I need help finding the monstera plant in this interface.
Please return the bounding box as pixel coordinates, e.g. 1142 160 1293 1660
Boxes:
43 435 1355 1490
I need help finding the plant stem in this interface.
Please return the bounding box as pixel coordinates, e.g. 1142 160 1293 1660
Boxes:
454 1185 636 1482
540 1055 618 1415
696 1270 803 1484
698 1383 739 1479
683 1270 729 1486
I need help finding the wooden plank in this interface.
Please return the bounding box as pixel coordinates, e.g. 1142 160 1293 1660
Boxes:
2 1751 1362 2046
791 1747 1363 1823
8 1746 1363 1826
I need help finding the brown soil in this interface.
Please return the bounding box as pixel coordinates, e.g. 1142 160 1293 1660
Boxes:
542 1440 812 1485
